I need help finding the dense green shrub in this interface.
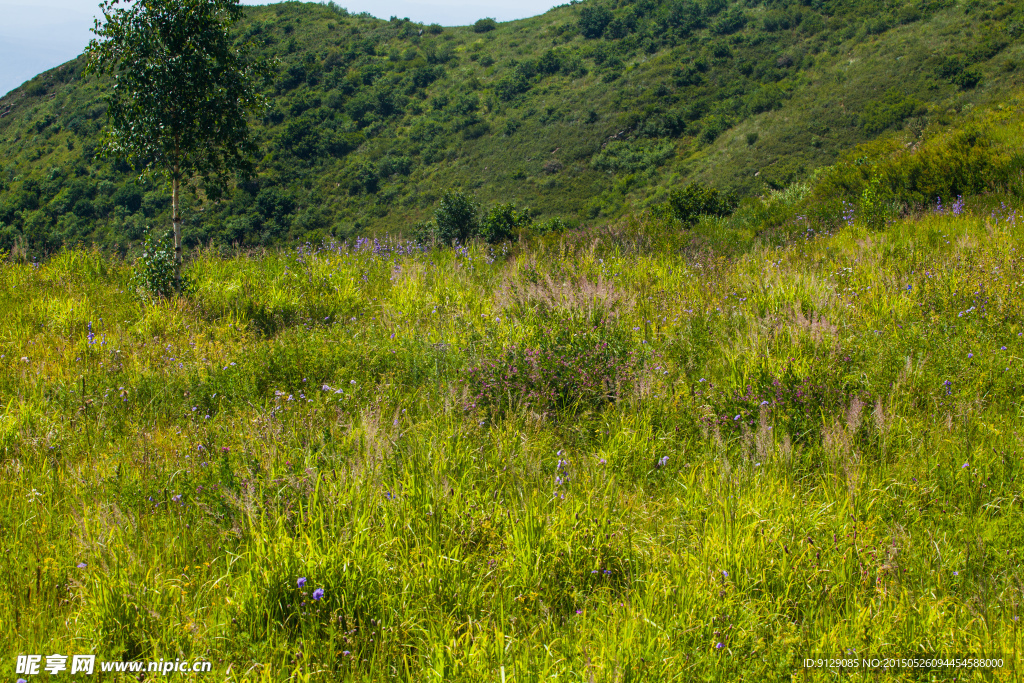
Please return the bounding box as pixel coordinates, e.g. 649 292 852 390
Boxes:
129 229 194 298
433 190 480 244
857 174 896 230
25 80 48 97
746 84 785 115
815 127 1013 210
494 67 530 101
664 3 702 38
481 203 532 243
951 69 982 89
605 10 639 40
800 12 825 34
592 140 675 173
532 216 569 235
462 121 491 140
938 57 982 89
112 184 143 213
377 155 411 178
579 5 614 39
667 182 738 226
537 49 563 75
860 88 925 134
762 9 793 32
473 18 497 33
710 8 746 35
699 114 730 144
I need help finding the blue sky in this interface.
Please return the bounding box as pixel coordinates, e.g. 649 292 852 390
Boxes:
0 0 561 97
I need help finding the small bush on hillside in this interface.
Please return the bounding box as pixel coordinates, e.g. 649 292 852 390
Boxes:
411 219 437 245
494 68 531 101
800 12 825 34
462 121 491 140
699 114 730 144
858 174 897 230
710 8 746 35
25 80 48 97
746 84 785 115
815 127 1012 209
668 182 739 226
417 194 532 245
130 229 194 298
481 203 532 243
473 18 497 33
578 5 614 39
592 140 675 173
702 0 727 18
762 9 792 32
860 88 925 134
952 69 982 89
938 57 982 89
897 5 921 24
532 216 569 235
434 190 480 244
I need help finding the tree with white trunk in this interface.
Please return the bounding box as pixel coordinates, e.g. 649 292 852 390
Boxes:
86 0 269 288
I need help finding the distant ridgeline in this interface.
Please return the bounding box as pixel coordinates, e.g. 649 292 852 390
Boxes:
0 0 1021 254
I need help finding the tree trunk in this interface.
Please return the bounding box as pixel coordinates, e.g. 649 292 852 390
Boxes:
172 174 181 286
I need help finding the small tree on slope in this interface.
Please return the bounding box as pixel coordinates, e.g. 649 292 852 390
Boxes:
86 0 269 288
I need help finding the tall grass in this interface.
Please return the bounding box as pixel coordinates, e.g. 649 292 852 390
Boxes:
2 206 1024 680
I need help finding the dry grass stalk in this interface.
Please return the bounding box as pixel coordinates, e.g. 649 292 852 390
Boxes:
495 272 634 321
790 303 838 344
873 398 887 435
779 434 793 470
823 420 851 459
843 450 862 498
846 397 864 434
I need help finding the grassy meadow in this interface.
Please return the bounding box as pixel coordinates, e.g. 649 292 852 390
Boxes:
4 184 1024 680
4 0 1024 678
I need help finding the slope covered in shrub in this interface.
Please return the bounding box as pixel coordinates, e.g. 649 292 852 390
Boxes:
1 0 1023 255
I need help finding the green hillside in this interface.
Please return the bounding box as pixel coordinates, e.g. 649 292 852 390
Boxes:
1 0 1022 254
